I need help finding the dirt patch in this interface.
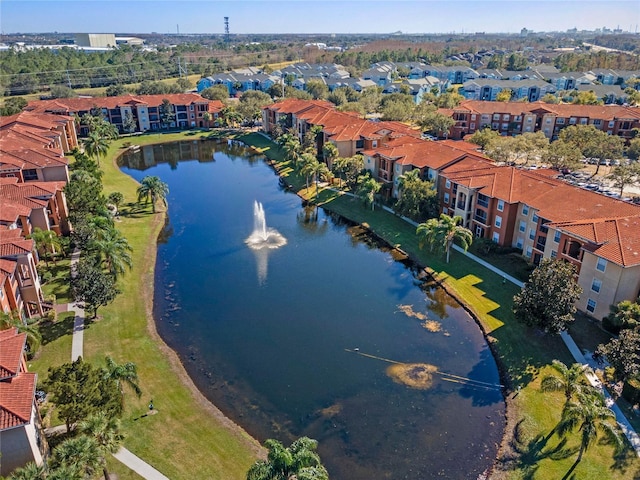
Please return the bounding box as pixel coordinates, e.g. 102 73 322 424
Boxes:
386 363 437 390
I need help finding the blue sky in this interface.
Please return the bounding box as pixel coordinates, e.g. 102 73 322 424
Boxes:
2 1 639 35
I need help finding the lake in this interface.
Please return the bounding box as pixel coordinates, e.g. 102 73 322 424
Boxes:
120 139 505 479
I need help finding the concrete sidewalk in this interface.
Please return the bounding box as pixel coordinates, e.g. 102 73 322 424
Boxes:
113 447 170 480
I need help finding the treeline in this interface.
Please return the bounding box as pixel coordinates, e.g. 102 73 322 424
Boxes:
554 50 640 72
332 48 444 71
0 45 180 95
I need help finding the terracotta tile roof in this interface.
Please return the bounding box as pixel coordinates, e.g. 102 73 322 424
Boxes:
364 137 490 171
0 258 17 277
0 198 34 223
0 371 36 430
449 100 640 120
0 230 34 257
549 215 640 267
27 93 212 114
0 329 26 380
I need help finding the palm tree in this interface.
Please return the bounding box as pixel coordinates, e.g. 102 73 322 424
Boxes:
90 228 133 278
103 356 142 409
357 176 382 210
282 136 302 166
30 227 62 266
331 156 350 188
83 131 110 165
50 435 102 480
136 176 169 213
299 153 318 190
541 360 598 407
556 391 622 479
246 437 329 480
322 141 339 168
7 461 46 480
79 412 125 480
416 213 473 263
310 161 331 201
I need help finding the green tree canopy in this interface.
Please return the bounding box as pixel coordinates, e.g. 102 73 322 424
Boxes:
246 437 329 480
416 213 473 263
596 328 640 382
200 84 230 101
394 169 439 222
513 258 583 334
71 258 121 318
136 175 169 213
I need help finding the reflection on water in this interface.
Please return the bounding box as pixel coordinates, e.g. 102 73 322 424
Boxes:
119 140 505 479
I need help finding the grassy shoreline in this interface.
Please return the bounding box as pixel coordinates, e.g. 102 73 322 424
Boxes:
32 129 638 479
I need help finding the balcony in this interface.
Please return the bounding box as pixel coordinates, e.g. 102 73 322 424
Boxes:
473 214 488 225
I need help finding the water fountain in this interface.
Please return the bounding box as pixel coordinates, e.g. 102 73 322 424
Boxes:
245 201 287 250
245 201 287 284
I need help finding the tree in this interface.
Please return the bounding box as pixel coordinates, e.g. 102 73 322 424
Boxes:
572 90 603 105
159 99 175 129
71 258 121 318
394 169 439 222
102 356 142 409
541 360 598 407
417 106 455 139
628 137 640 161
219 106 243 128
89 227 133 278
107 191 124 209
50 435 102 479
556 391 622 478
608 163 639 196
105 84 129 97
30 227 62 266
246 437 329 480
0 310 42 359
433 91 464 108
495 89 513 102
322 141 339 168
238 90 272 125
596 329 640 382
541 93 560 104
7 461 47 480
310 161 331 201
282 136 302 166
44 358 121 432
468 128 500 149
0 96 28 116
122 110 137 133
357 175 381 210
513 258 583 334
305 79 329 100
416 213 473 263
603 299 640 333
559 125 625 176
136 175 169 213
50 85 77 99
299 153 319 190
542 139 583 171
83 132 110 165
79 412 125 480
200 85 230 101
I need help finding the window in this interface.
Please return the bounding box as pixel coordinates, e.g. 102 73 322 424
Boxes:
608 121 615 128
580 118 587 125
444 193 450 204
522 205 529 215
495 216 502 228
516 238 523 249
529 228 535 240
503 114 510 121
532 213 539 223
497 200 504 212
526 246 532 256
569 117 577 124
554 230 561 242
22 169 38 181
591 278 602 293
372 140 378 147
190 105 194 111
586 299 597 313
556 118 565 125
443 207 448 214
551 250 557 258
445 179 451 189
477 194 489 208
493 114 500 120
519 220 526 233
593 119 602 126
492 232 500 243
470 123 476 129
596 257 606 272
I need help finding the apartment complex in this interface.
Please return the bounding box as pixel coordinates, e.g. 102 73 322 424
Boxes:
443 100 640 140
263 99 640 320
27 94 224 135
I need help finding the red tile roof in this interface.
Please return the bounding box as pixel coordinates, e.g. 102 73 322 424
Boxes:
0 372 36 430
27 93 212 114
549 215 640 267
0 329 26 380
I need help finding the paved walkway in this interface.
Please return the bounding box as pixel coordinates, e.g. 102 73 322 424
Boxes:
451 243 640 456
62 249 173 477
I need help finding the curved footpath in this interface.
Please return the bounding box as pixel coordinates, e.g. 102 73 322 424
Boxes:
68 248 170 480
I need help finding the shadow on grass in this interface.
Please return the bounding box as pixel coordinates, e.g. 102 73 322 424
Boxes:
120 202 153 218
40 312 75 345
509 419 577 480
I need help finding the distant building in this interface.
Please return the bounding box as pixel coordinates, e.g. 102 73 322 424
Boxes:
75 33 116 48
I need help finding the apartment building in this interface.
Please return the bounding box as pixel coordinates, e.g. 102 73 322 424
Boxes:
27 94 220 134
444 100 640 140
